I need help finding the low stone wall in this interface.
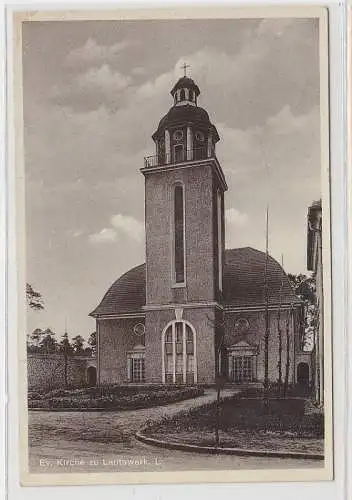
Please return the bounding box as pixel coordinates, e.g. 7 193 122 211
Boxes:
27 354 96 391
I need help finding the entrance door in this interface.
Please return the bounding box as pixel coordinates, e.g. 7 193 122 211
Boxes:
233 356 253 383
87 366 97 386
297 362 309 387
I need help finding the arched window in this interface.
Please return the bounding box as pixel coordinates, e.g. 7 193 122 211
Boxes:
162 320 197 384
189 90 194 102
174 184 185 284
180 89 186 101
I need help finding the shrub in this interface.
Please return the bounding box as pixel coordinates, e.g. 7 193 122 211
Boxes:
28 385 204 410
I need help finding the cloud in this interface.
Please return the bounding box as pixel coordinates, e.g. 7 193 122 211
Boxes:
74 64 132 93
50 64 133 110
111 214 144 243
88 214 144 246
89 228 117 244
132 18 318 128
65 38 130 67
132 67 147 76
225 208 249 228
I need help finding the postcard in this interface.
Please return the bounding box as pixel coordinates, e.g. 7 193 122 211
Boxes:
10 5 332 486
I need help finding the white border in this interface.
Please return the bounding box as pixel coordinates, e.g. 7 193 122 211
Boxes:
2 0 349 499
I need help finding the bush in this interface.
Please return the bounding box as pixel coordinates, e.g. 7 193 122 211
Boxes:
28 385 204 410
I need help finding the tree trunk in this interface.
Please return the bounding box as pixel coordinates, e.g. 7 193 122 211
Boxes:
283 310 291 397
277 313 282 395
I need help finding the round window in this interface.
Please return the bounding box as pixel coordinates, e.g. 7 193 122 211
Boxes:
195 131 205 142
133 323 145 337
173 130 183 141
234 318 250 333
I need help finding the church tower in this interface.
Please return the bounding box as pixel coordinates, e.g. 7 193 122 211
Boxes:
141 70 228 384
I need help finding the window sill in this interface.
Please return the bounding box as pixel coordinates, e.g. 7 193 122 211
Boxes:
171 282 186 289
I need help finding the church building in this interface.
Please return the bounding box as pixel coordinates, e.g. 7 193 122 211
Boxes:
90 74 309 387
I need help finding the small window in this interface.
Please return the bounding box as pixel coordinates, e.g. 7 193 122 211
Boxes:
195 131 205 142
180 89 186 101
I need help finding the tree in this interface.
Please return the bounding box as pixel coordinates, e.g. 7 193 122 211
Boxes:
59 332 73 388
27 327 59 354
87 331 97 356
288 273 316 352
39 328 58 354
283 306 294 397
72 335 85 355
26 283 44 310
206 312 227 447
27 328 44 352
287 274 316 303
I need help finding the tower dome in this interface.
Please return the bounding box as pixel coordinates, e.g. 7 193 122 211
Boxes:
170 76 200 106
149 71 219 166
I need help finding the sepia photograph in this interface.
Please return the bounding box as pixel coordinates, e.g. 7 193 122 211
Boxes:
13 6 332 486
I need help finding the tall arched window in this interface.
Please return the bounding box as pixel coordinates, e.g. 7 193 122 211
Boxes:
174 184 185 284
162 320 197 384
180 89 186 101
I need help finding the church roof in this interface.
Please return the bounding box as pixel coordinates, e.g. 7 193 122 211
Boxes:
90 247 300 317
152 104 219 142
223 248 299 308
170 76 200 96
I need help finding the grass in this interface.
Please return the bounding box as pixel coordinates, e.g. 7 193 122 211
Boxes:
143 394 324 454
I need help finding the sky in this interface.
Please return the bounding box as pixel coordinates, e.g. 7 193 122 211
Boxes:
23 17 321 340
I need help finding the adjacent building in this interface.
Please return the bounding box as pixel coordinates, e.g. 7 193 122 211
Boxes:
307 199 323 405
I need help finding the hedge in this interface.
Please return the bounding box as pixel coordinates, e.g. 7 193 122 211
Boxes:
28 386 204 410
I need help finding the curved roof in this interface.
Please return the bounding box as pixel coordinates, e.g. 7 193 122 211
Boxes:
223 248 299 307
170 76 200 96
90 247 300 317
153 104 219 141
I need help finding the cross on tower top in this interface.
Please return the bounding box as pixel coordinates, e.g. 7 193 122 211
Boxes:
181 62 190 77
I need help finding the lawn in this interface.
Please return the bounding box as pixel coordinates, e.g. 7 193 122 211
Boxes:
143 394 324 455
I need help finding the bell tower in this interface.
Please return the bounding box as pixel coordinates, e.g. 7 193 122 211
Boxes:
141 71 228 308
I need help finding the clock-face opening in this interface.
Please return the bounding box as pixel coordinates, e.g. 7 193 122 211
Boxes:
173 130 183 141
195 131 205 142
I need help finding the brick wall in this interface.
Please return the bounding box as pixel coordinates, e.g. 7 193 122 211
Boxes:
223 309 297 384
98 317 144 385
27 354 96 391
144 163 217 305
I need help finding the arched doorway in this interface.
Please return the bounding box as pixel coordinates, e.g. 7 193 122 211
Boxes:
162 320 197 384
297 362 309 387
87 366 97 387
